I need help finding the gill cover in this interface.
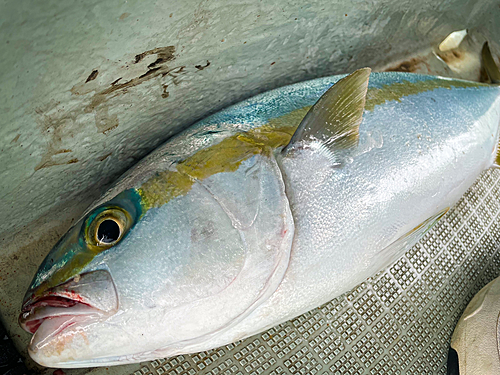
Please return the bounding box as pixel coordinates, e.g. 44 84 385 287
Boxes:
132 151 295 357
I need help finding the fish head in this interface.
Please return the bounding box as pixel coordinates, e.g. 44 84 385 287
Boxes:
19 159 293 367
19 188 145 366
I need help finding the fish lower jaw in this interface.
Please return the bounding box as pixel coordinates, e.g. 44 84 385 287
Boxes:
19 297 117 367
27 315 95 368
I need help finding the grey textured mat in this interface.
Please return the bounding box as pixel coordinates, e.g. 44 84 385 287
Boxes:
112 168 500 375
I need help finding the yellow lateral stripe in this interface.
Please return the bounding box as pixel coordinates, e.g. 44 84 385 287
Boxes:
365 78 485 111
137 109 303 209
138 78 485 210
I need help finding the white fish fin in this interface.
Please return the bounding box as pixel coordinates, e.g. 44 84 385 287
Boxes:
283 68 371 154
482 42 500 84
378 208 449 265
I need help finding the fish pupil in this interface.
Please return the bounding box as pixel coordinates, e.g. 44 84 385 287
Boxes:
97 219 121 244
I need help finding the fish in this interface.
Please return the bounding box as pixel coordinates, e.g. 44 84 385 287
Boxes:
19 44 500 368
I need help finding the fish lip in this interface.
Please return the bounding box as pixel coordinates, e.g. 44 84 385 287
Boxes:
19 270 118 335
18 295 96 335
21 292 87 315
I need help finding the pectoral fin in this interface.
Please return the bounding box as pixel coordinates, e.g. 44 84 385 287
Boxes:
283 68 371 154
378 208 449 265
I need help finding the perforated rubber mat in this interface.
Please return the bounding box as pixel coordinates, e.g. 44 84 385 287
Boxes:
110 168 500 375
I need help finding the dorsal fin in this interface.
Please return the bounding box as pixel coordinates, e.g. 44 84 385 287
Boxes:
482 42 500 84
283 68 371 154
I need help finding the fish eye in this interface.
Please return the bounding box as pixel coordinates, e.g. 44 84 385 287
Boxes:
85 207 131 249
96 218 122 245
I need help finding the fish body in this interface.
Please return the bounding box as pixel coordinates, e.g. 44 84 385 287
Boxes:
19 70 500 367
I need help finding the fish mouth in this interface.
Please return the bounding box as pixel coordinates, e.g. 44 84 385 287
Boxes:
19 270 118 336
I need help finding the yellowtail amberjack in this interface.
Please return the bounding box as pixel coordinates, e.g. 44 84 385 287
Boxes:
19 44 500 368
